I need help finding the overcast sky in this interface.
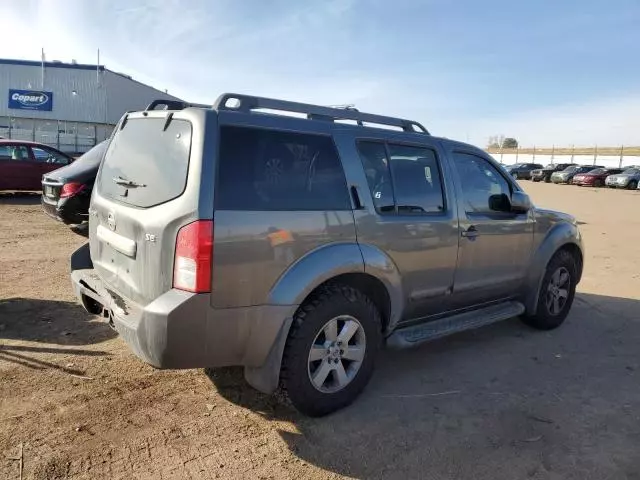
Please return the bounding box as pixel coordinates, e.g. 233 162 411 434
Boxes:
1 0 639 147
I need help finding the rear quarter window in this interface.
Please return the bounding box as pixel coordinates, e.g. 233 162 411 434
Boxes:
216 126 350 211
98 118 191 208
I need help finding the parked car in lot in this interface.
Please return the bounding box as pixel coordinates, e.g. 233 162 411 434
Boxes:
605 167 640 189
41 141 108 231
572 167 624 187
551 165 603 184
530 163 576 183
70 94 584 416
505 163 543 180
0 140 73 191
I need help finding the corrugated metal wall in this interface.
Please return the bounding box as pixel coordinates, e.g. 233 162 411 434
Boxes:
0 61 181 152
0 63 108 122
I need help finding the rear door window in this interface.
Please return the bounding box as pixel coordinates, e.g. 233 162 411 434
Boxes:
0 145 30 161
216 126 350 211
387 144 445 214
356 141 445 215
98 118 191 208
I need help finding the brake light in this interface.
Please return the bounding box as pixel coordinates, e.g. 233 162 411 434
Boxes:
60 182 85 198
173 220 213 293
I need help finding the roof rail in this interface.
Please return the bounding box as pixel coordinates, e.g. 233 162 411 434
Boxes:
213 93 429 134
145 99 210 111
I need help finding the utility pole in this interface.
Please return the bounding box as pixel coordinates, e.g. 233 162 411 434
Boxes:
619 145 624 168
593 145 598 165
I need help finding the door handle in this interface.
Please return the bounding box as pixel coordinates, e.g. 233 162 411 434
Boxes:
461 226 480 239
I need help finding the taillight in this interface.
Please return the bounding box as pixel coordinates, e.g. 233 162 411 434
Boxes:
60 182 85 198
173 220 213 293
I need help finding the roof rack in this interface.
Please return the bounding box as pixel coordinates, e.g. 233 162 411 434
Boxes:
213 93 429 134
144 94 429 134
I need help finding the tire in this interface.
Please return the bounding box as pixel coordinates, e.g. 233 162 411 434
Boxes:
594 179 603 187
532 178 540 183
281 284 382 417
512 172 518 180
628 180 638 190
521 250 577 330
544 175 551 183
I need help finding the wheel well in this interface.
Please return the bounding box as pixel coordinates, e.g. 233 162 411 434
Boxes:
305 273 391 332
558 243 583 282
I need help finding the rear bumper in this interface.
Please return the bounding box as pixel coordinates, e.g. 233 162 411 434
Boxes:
70 250 292 370
42 195 88 225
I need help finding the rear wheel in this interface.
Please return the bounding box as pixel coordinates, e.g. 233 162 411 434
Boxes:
522 250 577 330
281 284 381 417
628 180 638 190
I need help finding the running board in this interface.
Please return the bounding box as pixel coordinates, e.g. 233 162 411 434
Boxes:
387 301 525 349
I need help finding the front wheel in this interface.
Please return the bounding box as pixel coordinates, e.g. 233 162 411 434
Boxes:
594 179 604 187
544 175 551 183
521 250 577 330
281 284 381 416
628 180 638 190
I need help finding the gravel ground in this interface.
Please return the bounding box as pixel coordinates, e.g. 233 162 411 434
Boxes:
1 183 639 480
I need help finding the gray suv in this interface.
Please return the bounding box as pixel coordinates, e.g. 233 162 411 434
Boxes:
71 94 584 416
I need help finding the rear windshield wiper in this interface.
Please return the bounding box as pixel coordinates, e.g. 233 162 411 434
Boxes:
113 176 147 188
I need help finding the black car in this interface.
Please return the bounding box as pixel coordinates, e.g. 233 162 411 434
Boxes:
530 163 576 183
505 163 543 180
41 141 108 233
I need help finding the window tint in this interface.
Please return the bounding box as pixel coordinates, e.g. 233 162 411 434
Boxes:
98 118 191 208
31 147 69 165
357 141 394 213
387 144 444 214
216 126 350 211
452 152 511 214
0 145 30 161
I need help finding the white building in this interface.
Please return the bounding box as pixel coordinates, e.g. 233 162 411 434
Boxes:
0 58 181 153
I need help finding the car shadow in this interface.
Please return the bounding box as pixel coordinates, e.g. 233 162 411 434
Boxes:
0 191 41 205
0 297 116 346
207 292 640 479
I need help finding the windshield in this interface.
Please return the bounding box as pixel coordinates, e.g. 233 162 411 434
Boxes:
622 168 639 175
562 166 578 172
588 168 606 174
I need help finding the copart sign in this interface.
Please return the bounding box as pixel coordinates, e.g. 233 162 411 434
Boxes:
8 89 53 111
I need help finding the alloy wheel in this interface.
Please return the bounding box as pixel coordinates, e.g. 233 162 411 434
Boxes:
307 315 366 393
546 267 570 316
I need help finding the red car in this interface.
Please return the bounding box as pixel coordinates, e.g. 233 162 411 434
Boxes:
572 167 624 187
0 140 74 191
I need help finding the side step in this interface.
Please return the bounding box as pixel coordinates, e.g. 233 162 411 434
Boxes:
386 301 525 349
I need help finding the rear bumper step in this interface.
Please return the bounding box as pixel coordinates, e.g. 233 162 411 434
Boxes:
387 301 525 349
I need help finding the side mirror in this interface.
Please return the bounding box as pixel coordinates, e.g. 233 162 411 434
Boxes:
488 193 511 212
510 191 531 213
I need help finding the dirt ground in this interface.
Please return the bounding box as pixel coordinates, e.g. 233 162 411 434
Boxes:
1 183 639 480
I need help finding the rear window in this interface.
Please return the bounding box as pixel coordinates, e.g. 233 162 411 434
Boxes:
216 126 350 211
98 118 191 208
